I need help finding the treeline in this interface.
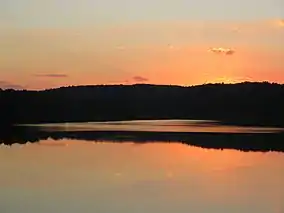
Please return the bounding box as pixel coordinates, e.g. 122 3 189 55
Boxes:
1 82 284 126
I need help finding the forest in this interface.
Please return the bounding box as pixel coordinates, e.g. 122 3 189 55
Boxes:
1 82 284 127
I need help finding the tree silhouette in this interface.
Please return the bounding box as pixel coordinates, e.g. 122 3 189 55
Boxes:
1 82 284 127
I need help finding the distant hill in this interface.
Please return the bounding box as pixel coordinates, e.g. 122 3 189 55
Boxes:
1 82 284 126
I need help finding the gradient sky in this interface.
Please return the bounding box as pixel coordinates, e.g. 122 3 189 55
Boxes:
1 0 284 89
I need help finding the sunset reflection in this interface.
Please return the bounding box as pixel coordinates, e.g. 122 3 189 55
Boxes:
1 139 284 213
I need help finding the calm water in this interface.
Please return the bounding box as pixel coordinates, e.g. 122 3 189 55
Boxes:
28 119 284 133
1 120 284 213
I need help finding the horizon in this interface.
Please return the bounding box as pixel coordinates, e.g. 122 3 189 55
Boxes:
1 0 284 90
1 80 282 92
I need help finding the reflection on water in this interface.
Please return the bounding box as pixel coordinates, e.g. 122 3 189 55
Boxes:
1 139 284 213
3 119 284 152
24 119 284 133
1 120 284 212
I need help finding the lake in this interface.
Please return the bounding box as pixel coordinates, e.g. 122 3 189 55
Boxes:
1 120 284 213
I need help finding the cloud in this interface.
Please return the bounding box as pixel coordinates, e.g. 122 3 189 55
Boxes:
132 76 149 82
208 47 235 55
107 76 149 85
34 74 68 78
0 80 25 90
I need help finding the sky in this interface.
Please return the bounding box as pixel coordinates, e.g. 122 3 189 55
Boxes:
1 0 284 89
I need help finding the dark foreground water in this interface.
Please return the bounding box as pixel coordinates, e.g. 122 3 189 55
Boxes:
1 120 284 213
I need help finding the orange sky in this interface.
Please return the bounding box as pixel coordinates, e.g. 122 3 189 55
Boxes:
1 20 284 89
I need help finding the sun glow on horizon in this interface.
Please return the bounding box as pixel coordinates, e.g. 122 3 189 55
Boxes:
0 19 284 89
205 76 253 84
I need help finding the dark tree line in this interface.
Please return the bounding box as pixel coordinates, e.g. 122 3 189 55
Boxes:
1 82 284 126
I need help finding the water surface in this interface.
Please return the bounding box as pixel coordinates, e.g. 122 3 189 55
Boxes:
26 119 284 133
1 139 284 213
1 120 284 212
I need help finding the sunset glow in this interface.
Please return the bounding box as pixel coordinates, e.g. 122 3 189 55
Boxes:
1 1 283 90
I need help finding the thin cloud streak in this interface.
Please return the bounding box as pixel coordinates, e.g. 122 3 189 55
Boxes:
133 76 149 82
107 76 149 85
0 80 25 90
34 74 68 78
